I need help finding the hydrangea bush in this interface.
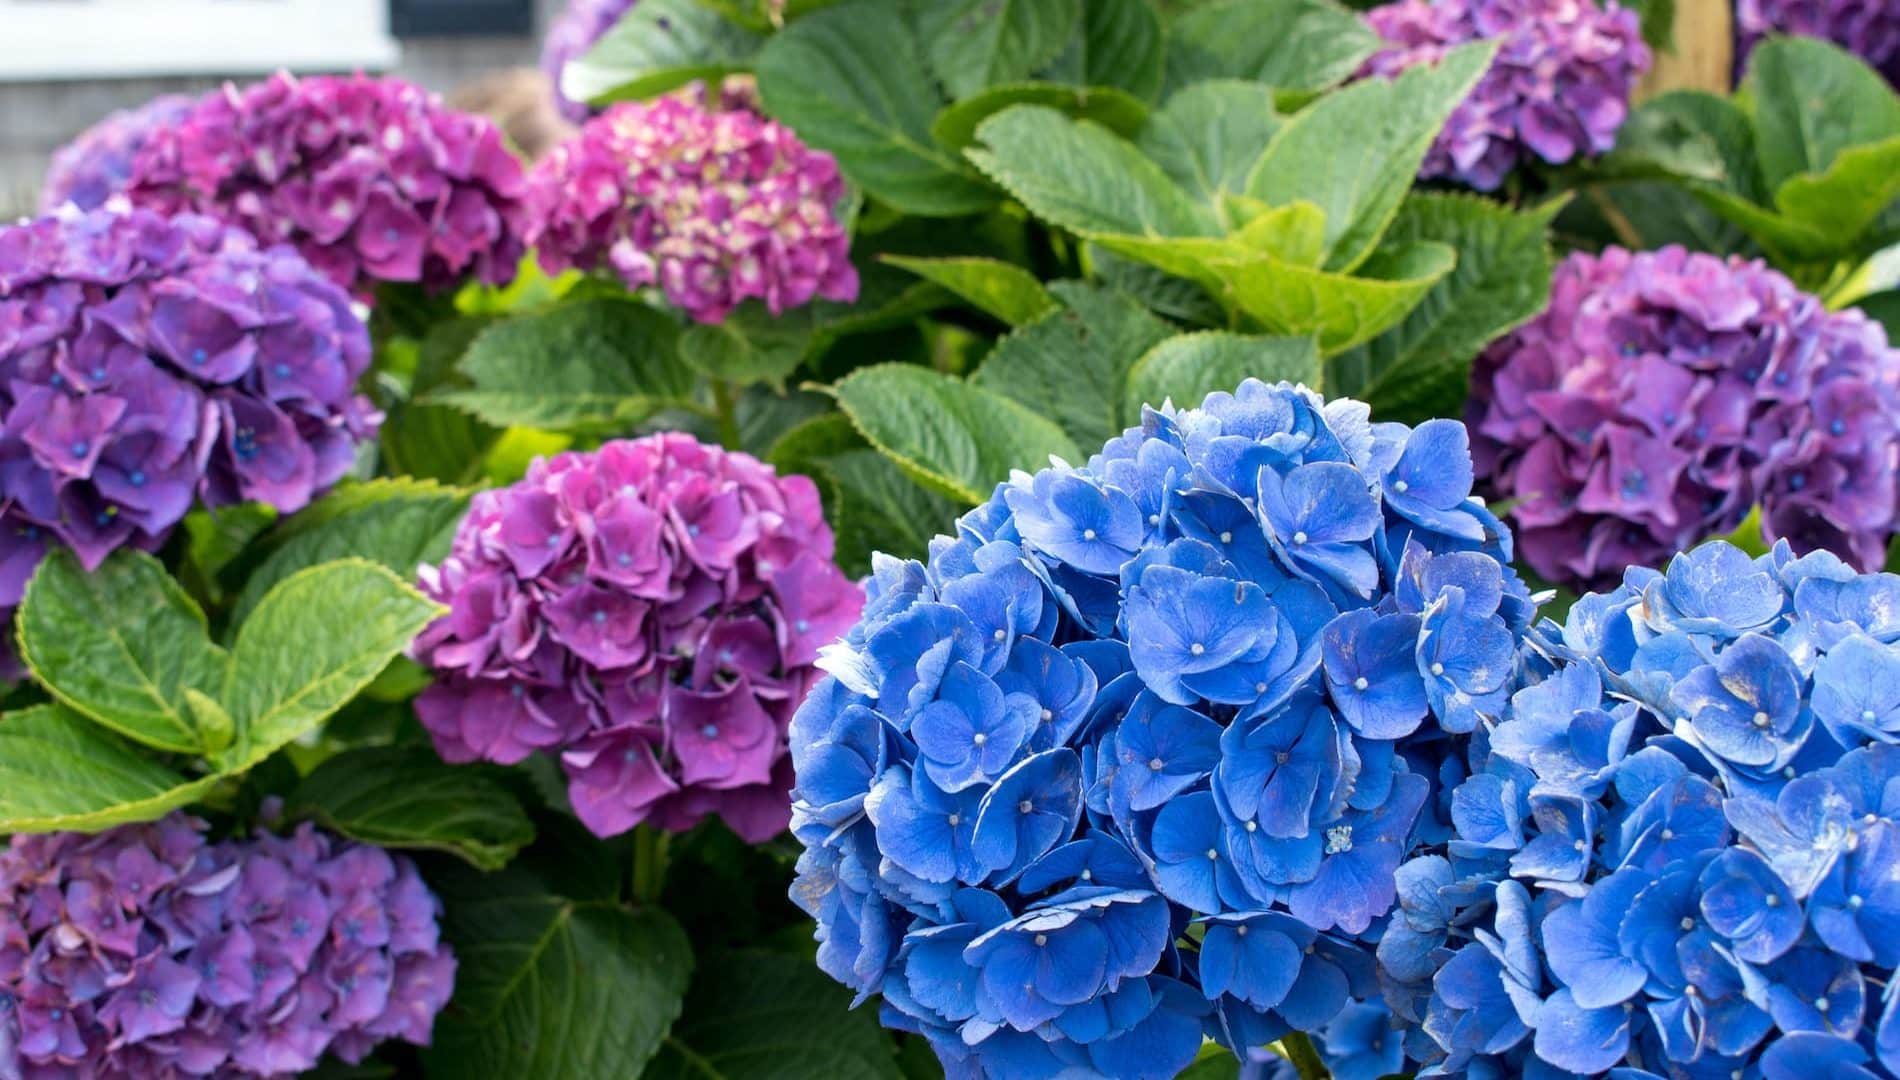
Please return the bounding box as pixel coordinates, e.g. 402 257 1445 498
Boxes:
1383 540 1900 1075
40 95 198 214
122 73 529 296
1470 245 1900 590
0 813 454 1078
412 433 862 841
0 205 376 634
526 83 858 324
788 380 1540 1076
1738 0 1900 87
1361 0 1650 190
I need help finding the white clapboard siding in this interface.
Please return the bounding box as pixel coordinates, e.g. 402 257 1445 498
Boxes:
0 0 402 80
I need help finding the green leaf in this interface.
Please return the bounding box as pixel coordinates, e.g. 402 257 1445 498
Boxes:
0 705 222 833
1610 90 1768 201
825 449 960 575
1222 240 1459 353
678 308 815 389
967 105 1220 237
1742 36 1900 191
931 82 1150 152
290 747 533 871
756 3 996 216
18 549 227 754
1087 244 1227 325
182 503 278 600
1246 39 1498 272
919 0 1080 100
381 317 502 485
1137 81 1281 216
1123 332 1321 417
830 363 1082 503
1772 136 1900 252
1328 193 1559 422
565 0 766 105
644 949 905 1079
1040 0 1166 100
971 281 1175 447
230 479 470 626
216 560 443 774
1858 290 1900 340
883 255 1060 326
426 892 692 1080
1164 0 1380 95
427 299 692 434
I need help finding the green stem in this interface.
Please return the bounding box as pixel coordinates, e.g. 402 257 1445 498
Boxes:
631 826 672 906
711 379 742 450
1277 1033 1329 1080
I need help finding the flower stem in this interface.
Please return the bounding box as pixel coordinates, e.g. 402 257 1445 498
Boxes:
711 379 741 450
631 826 671 906
1277 1033 1329 1080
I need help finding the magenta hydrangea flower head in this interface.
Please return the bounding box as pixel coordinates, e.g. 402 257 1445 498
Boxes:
1469 245 1900 591
526 83 858 324
0 205 376 631
1361 0 1650 190
0 813 455 1078
123 72 530 297
40 95 198 214
541 0 639 122
411 433 863 842
1738 0 1900 87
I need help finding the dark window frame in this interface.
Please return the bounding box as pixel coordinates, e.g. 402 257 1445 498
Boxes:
389 0 534 37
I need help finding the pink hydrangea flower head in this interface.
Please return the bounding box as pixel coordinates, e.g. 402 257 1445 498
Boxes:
0 814 455 1078
40 95 199 214
0 205 376 648
1469 245 1900 589
526 83 858 324
541 0 640 122
1738 0 1900 87
123 73 530 297
1362 0 1651 190
411 432 863 841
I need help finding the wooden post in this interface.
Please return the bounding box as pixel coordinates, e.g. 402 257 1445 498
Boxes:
1636 0 1736 99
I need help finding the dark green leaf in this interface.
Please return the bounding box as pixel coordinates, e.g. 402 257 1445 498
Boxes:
756 3 996 216
381 317 501 485
919 0 1081 100
0 704 221 833
566 0 766 105
931 82 1150 152
830 363 1082 503
1772 136 1900 253
1858 290 1900 341
1087 244 1227 325
1609 90 1767 202
181 502 278 605
735 387 834 458
291 747 533 871
1246 39 1498 271
428 299 693 434
1328 193 1559 422
644 950 904 1079
1138 81 1281 216
883 255 1060 326
1040 0 1167 100
1165 0 1380 95
1742 36 1900 190
230 479 470 625
824 449 960 575
678 308 815 388
967 105 1220 236
18 549 227 754
1123 332 1321 416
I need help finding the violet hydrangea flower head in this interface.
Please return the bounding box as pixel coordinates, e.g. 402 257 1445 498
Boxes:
541 0 639 122
411 432 862 842
1470 244 1900 592
1361 0 1650 190
40 94 198 214
0 813 455 1078
1738 0 1900 88
526 82 858 325
787 380 1540 1077
1380 539 1900 1076
0 204 376 638
123 72 530 297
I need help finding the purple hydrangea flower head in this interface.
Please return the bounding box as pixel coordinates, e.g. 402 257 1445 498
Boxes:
0 204 376 645
1470 245 1900 592
541 0 639 122
411 432 862 842
40 95 198 214
1361 0 1651 190
1739 0 1900 87
0 813 454 1078
122 73 530 297
787 380 1540 1077
1380 539 1900 1076
526 83 859 325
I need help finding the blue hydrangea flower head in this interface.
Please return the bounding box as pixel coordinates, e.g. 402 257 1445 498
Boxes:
1382 538 1900 1076
787 380 1536 1076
